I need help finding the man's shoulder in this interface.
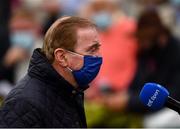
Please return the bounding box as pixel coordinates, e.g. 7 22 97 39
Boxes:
5 75 47 108
0 85 45 127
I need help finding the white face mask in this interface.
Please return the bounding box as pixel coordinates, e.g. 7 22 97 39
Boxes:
91 11 112 31
10 31 35 52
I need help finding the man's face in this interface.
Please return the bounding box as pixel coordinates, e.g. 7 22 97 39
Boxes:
66 27 101 71
75 27 101 56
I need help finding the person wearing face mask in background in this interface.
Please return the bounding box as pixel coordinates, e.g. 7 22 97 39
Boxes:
130 8 180 128
0 16 102 127
0 8 42 100
79 0 138 127
4 8 42 82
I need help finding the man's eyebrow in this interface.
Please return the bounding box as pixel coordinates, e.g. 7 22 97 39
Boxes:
86 41 101 51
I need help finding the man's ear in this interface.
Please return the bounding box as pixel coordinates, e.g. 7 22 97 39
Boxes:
54 48 68 67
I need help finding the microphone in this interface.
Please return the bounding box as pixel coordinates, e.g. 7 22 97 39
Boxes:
139 83 180 114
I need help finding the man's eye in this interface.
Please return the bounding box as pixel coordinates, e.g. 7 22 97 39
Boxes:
87 43 101 54
90 47 99 53
90 48 96 52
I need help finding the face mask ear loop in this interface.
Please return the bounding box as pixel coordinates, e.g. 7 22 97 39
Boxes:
65 50 84 57
64 49 84 72
66 67 73 72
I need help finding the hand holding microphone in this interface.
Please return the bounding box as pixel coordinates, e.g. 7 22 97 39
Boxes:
139 83 180 114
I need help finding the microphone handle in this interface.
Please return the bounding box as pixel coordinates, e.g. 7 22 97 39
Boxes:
165 96 180 114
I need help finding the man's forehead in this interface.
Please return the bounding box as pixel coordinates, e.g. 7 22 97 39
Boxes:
77 28 98 41
75 27 99 50
77 27 98 37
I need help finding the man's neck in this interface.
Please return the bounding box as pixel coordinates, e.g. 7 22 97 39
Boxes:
52 62 78 88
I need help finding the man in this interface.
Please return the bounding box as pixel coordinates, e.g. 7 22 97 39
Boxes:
0 16 102 127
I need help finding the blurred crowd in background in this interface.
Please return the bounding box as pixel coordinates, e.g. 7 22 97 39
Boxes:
1 0 180 128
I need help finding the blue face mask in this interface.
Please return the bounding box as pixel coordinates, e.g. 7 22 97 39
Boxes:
10 31 35 52
67 51 103 88
92 11 112 31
